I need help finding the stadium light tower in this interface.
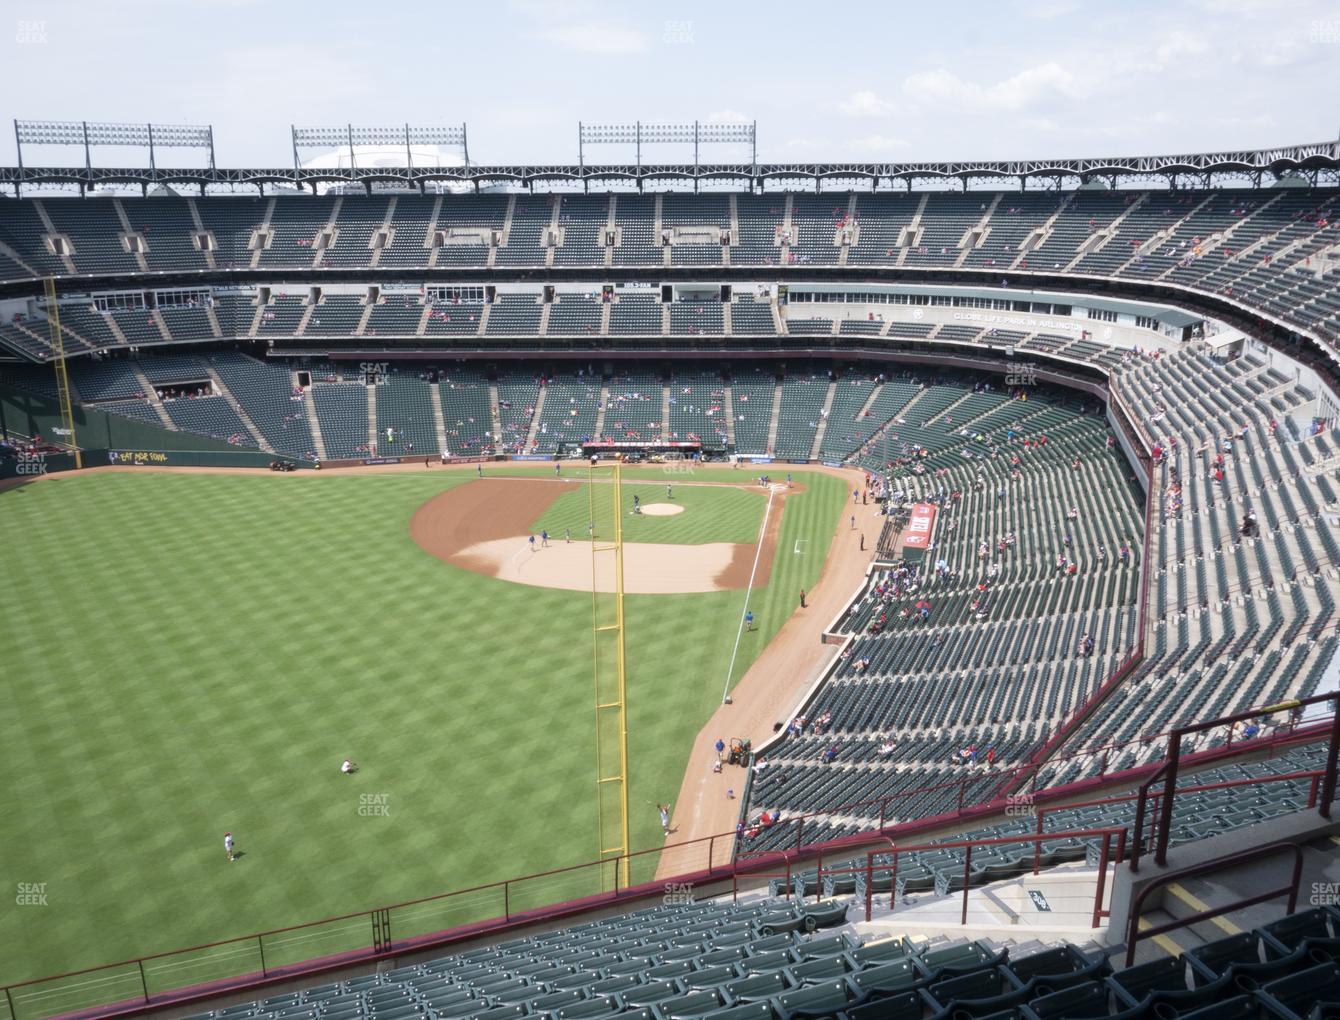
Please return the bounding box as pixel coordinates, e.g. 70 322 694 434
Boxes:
13 119 216 172
578 120 756 174
291 123 469 171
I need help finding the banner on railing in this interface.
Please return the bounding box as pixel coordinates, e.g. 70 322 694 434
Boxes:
902 502 937 553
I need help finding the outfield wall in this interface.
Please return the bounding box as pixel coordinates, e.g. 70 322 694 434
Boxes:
0 385 307 470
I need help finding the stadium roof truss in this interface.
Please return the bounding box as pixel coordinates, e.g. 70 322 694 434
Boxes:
3 139 1337 195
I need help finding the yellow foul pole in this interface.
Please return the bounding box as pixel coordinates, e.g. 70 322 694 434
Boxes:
590 460 630 888
42 277 82 468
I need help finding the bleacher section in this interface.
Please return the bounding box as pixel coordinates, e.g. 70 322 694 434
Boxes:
209 352 315 458
667 370 728 448
2 189 1336 364
438 366 495 456
310 383 370 458
818 376 880 462
553 196 609 268
183 853 1340 1020
730 368 777 455
748 378 1144 835
610 293 662 336
487 294 543 337
751 743 1330 887
772 373 829 459
547 292 604 337
532 373 601 453
1036 346 1340 781
162 394 255 447
374 373 441 455
602 372 664 443
495 372 543 455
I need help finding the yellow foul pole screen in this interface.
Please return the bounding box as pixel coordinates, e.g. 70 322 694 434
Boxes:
42 277 82 469
589 459 630 889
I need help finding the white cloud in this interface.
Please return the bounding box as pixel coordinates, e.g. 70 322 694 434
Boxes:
1022 0 1079 18
539 23 647 55
901 62 1079 112
849 134 908 155
1154 30 1210 65
839 90 896 117
705 110 752 124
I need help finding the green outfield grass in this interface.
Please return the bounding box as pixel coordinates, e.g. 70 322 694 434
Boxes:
0 469 845 998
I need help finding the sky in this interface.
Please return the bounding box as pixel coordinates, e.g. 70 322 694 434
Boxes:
3 0 1338 169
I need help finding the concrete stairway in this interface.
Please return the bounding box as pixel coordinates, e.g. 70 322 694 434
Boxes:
487 383 504 453
898 194 930 268
185 197 218 270
429 382 449 453
954 193 1002 269
112 199 150 273
31 199 76 274
368 197 396 269
133 367 177 429
207 367 273 453
723 386 738 447
366 383 378 454
249 197 276 271
524 386 547 450
592 384 611 440
1010 192 1075 270
765 383 783 456
311 197 343 269
150 310 172 343
302 385 328 460
809 380 838 460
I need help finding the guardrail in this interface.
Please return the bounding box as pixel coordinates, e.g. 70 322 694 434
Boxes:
851 826 1129 928
2 709 1331 1020
1124 842 1304 967
1130 689 1340 871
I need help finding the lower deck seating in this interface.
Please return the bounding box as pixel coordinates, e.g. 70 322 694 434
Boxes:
182 895 1340 1020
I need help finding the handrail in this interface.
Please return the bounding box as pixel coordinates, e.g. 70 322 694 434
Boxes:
855 826 1128 927
1132 689 1340 870
1124 841 1304 967
2 713 1333 1018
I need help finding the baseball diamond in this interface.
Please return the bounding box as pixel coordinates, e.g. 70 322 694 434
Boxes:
2 8 1339 1017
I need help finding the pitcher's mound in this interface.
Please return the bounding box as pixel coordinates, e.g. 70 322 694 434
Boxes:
409 478 785 593
640 503 684 516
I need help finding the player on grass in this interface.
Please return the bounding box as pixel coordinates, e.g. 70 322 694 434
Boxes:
224 832 235 862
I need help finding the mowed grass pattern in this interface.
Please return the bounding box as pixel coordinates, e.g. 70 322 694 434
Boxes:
0 471 845 990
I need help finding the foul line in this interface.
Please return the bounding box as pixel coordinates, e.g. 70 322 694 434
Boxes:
721 484 779 704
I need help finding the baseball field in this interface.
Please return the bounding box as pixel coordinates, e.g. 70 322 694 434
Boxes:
0 464 847 999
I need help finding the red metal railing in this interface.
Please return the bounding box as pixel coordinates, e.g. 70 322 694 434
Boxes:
3 708 1334 1020
1124 842 1304 967
844 827 1127 927
1130 690 1340 871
